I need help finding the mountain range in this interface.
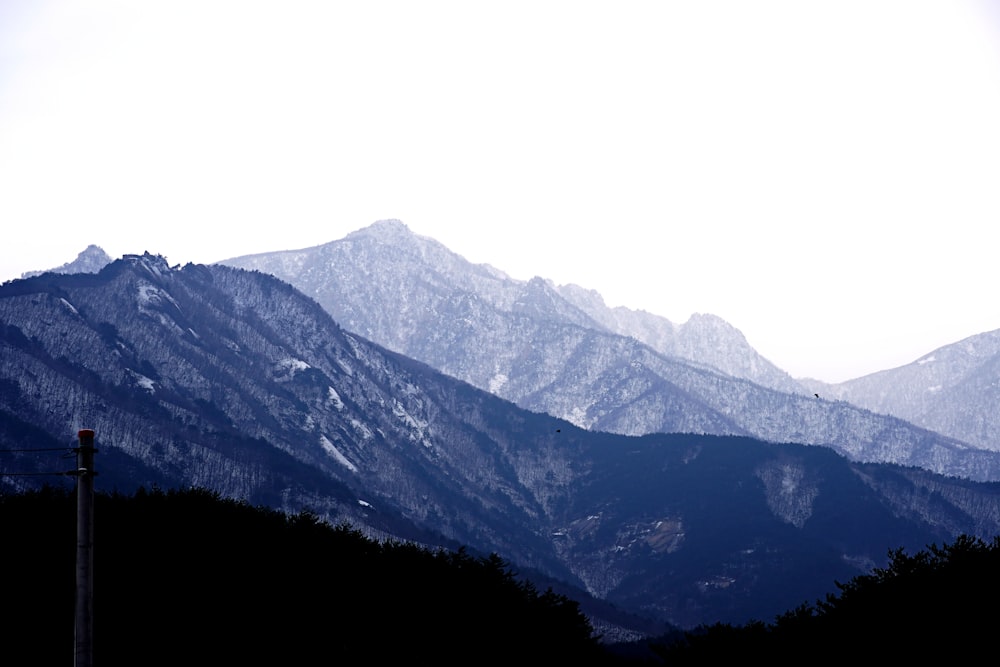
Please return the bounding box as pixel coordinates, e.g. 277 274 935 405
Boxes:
217 219 1000 478
4 247 1000 634
30 222 1000 462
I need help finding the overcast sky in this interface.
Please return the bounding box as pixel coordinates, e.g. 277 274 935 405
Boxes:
3 1 1000 383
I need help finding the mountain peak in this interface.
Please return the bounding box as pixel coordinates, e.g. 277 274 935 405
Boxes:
79 244 109 259
21 244 113 279
683 312 744 337
119 251 175 280
348 219 413 242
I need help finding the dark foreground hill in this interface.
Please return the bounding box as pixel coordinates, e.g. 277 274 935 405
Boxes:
646 534 1000 663
6 486 994 665
0 487 609 666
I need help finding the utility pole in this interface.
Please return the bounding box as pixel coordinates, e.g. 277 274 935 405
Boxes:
74 429 96 667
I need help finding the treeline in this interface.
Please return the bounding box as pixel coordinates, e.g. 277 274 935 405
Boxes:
0 486 609 665
7 485 995 665
642 533 1000 662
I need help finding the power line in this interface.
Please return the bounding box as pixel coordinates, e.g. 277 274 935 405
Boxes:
0 446 75 453
0 470 78 477
0 444 86 477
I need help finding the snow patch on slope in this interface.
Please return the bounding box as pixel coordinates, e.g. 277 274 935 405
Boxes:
755 459 819 528
320 434 357 472
489 372 508 393
328 386 344 409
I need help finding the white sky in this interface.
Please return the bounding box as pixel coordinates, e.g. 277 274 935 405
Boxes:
2 1 1000 383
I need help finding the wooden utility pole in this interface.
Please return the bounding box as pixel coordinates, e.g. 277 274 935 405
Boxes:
74 429 96 667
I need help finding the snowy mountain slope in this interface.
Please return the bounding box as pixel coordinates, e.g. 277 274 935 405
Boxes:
552 283 804 394
28 225 1000 462
222 220 803 392
218 220 995 480
815 330 1000 451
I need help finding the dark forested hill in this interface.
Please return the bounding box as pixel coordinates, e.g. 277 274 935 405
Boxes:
0 487 608 666
648 534 1000 663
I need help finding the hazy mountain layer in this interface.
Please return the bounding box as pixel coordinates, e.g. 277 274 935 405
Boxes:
223 220 804 393
813 331 1000 451
219 220 996 481
22 224 1000 463
20 244 112 279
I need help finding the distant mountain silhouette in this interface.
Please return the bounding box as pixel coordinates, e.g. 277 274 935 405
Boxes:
19 244 112 279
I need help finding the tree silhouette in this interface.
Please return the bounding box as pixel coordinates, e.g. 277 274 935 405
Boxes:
0 486 610 665
650 534 1000 663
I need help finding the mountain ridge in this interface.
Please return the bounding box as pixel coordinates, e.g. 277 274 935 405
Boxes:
218 220 999 480
14 225 1000 469
806 330 1000 450
226 220 803 392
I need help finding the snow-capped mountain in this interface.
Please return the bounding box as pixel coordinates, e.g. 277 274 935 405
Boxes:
29 224 1000 467
223 220 804 394
5 256 1000 630
552 283 805 395
813 330 1000 451
218 220 995 481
